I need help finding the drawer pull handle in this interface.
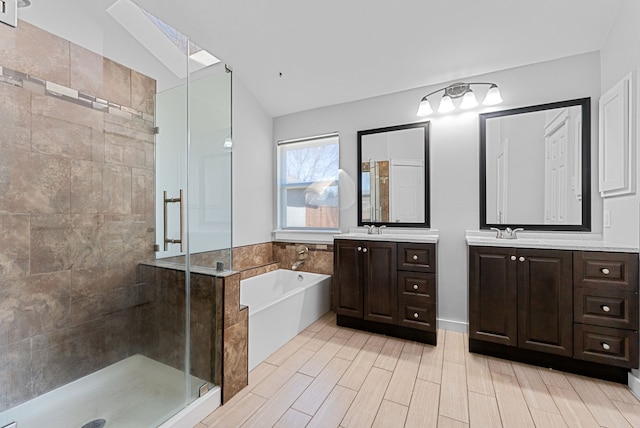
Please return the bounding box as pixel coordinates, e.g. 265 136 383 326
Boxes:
601 305 611 313
511 256 517 261
357 246 362 251
601 268 610 275
413 284 419 290
602 342 611 351
412 255 418 261
362 248 368 253
519 256 525 262
413 313 419 319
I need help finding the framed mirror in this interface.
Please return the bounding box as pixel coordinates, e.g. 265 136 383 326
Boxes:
479 97 591 231
357 121 430 227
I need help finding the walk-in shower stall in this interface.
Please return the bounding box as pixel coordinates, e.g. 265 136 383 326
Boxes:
0 0 231 426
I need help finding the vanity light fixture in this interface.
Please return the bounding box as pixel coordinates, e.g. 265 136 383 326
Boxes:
416 82 503 116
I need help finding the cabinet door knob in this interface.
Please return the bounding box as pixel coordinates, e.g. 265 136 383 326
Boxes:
601 268 610 275
601 305 611 313
413 284 419 290
519 256 525 262
413 313 419 318
602 342 611 351
511 256 517 261
357 246 362 251
362 248 368 253
412 255 418 261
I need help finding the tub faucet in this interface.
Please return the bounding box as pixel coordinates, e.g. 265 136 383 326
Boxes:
292 260 305 270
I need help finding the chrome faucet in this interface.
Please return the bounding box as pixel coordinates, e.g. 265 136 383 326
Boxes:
490 227 524 239
292 260 305 270
365 225 376 234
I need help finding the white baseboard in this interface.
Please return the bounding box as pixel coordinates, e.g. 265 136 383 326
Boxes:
628 371 640 400
438 318 468 333
159 387 221 428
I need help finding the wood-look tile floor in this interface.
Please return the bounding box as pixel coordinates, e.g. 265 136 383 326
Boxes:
196 312 640 427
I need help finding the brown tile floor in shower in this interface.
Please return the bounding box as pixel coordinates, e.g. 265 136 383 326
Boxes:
195 312 640 427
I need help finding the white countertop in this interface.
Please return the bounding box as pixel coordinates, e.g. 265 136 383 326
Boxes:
465 230 639 253
334 228 439 244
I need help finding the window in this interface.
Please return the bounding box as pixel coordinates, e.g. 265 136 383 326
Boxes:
277 134 339 230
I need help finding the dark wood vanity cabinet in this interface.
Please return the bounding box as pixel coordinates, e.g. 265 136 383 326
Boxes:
333 239 437 344
469 245 639 382
573 251 639 369
469 246 572 356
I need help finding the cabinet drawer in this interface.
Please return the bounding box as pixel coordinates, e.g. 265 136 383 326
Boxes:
398 297 435 331
399 271 435 302
574 252 639 291
574 288 638 330
398 243 436 272
574 324 639 368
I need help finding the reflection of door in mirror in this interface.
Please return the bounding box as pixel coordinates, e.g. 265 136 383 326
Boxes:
496 139 508 224
545 109 569 224
390 159 425 223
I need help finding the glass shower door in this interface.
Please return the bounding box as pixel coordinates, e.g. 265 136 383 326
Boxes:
0 0 228 426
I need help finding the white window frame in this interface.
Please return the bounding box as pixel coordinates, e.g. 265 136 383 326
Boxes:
274 133 340 243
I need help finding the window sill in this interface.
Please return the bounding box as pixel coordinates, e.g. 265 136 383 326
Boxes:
272 229 339 244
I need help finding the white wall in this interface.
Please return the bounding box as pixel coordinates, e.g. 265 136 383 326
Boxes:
600 0 640 247
274 52 602 329
232 76 275 246
599 0 640 387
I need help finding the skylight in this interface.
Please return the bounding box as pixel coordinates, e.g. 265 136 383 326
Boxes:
107 0 220 78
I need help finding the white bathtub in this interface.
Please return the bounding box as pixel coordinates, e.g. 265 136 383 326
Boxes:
240 269 331 370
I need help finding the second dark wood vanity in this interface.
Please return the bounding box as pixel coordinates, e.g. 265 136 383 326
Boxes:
333 234 438 345
468 236 639 383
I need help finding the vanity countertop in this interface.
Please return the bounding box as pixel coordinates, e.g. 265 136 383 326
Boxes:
335 228 439 244
465 230 639 253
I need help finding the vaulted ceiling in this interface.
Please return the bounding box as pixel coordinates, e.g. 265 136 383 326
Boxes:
22 0 623 117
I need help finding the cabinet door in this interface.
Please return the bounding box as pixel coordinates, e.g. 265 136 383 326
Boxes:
333 240 363 318
517 249 573 356
363 242 397 325
468 246 517 346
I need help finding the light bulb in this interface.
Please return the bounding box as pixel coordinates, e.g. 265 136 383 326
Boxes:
460 90 479 109
483 84 503 105
416 99 433 116
438 95 455 113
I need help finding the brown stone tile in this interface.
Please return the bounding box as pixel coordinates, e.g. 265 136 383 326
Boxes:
233 242 273 270
223 317 248 403
0 338 32 411
102 164 132 214
0 84 31 152
71 160 100 214
0 213 30 278
31 114 94 160
0 148 71 214
312 250 334 275
0 271 72 346
70 43 131 107
31 92 104 131
131 69 156 116
104 132 153 169
104 111 155 143
30 214 75 274
224 274 241 327
31 320 108 397
0 20 70 86
239 263 279 280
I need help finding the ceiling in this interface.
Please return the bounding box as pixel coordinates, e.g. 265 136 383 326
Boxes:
21 0 623 117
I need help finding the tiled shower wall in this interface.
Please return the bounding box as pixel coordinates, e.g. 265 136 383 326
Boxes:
0 21 156 410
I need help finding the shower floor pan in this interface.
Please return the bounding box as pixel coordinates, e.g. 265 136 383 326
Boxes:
0 354 210 428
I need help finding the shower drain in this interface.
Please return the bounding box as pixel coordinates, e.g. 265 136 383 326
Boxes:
81 419 106 428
